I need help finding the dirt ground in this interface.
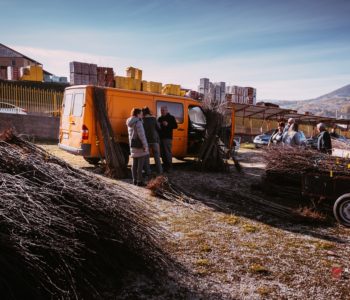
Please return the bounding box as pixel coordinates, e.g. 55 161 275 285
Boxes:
40 144 350 300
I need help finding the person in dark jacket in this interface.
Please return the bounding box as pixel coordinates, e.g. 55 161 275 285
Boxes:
330 124 339 138
317 123 332 154
268 122 285 146
142 107 163 175
158 106 178 171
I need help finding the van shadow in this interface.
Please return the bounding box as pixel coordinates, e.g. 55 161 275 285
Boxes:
81 158 346 244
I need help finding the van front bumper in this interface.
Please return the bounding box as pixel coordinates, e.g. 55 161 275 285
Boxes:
58 143 91 156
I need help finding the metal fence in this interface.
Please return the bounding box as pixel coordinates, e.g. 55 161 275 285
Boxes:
0 81 64 116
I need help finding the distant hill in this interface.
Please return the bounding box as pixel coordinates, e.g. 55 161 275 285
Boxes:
267 84 350 118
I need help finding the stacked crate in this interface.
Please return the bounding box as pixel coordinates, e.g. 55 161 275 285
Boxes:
97 67 114 87
115 76 141 91
141 81 162 93
185 90 201 100
114 66 142 91
19 65 43 82
70 62 82 85
89 64 97 85
162 84 181 96
70 61 99 85
246 87 257 105
126 67 142 80
225 85 256 104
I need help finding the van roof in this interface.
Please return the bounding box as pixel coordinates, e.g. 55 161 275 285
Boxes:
65 85 201 104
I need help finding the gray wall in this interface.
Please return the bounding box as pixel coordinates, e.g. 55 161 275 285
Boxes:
0 113 59 141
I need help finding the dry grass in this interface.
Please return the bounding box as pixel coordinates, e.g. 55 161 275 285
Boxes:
195 258 210 267
242 224 259 233
220 214 240 225
249 264 270 275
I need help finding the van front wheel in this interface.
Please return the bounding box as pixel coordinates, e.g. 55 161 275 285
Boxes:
84 157 101 165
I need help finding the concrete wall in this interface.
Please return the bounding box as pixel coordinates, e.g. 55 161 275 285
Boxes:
0 113 59 141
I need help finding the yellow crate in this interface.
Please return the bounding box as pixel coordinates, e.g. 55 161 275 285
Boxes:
20 65 43 82
142 81 162 93
135 69 142 80
180 90 186 97
162 84 181 96
126 66 142 80
115 76 141 90
126 66 136 78
141 80 148 91
130 78 141 91
115 76 128 89
31 65 43 81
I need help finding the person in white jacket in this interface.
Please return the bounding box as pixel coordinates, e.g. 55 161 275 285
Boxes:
126 108 149 186
283 122 301 146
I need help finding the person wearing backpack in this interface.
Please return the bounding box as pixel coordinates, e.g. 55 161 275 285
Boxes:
126 108 149 186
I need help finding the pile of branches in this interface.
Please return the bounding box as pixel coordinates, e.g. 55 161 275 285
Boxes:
0 130 171 299
262 147 350 197
264 146 350 177
332 138 350 151
196 96 230 172
93 87 127 178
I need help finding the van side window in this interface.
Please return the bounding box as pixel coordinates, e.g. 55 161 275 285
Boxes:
156 101 184 124
72 93 84 117
63 94 73 116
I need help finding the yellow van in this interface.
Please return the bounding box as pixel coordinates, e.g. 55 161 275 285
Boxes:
58 85 207 164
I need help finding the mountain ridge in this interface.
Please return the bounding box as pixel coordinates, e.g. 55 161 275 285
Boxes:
265 84 350 118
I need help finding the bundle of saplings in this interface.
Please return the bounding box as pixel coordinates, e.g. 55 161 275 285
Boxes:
0 130 172 299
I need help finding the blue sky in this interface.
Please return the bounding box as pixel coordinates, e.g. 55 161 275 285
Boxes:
1 0 350 99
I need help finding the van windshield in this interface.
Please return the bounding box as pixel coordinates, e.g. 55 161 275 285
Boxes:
189 106 206 125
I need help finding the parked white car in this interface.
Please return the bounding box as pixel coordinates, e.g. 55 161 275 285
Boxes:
0 102 27 114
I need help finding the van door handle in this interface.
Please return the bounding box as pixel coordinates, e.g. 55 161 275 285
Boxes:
70 121 75 125
177 128 184 131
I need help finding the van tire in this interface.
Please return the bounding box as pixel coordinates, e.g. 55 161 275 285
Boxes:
84 157 101 165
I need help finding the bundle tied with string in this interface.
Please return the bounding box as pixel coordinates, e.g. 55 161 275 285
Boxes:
93 87 127 179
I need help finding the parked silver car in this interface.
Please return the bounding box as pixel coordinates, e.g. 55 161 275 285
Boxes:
253 130 306 147
0 102 27 115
